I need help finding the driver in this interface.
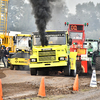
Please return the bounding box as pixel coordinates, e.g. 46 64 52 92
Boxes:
20 37 28 46
75 34 80 39
88 43 93 49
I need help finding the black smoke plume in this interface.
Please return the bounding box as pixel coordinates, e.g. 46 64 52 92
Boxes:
30 0 52 46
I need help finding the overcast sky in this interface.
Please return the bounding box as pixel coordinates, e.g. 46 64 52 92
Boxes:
65 0 100 14
25 0 100 14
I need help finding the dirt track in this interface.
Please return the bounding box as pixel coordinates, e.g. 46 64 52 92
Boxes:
1 68 100 100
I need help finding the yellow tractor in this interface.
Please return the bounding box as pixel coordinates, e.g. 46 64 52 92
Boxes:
10 34 31 70
29 30 77 76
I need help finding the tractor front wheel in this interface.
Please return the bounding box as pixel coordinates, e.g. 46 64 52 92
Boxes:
10 64 14 70
30 68 37 75
64 56 70 76
15 66 19 70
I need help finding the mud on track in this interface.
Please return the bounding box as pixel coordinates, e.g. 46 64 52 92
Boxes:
0 68 7 79
1 68 100 100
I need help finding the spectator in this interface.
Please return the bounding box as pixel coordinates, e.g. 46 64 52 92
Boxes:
5 47 9 59
0 46 6 67
0 46 2 62
4 47 9 68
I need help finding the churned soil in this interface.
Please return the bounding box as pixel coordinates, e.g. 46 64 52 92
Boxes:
1 68 100 100
0 68 7 79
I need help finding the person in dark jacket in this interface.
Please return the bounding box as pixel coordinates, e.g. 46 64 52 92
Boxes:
0 46 6 67
5 47 9 68
0 46 1 58
5 47 9 59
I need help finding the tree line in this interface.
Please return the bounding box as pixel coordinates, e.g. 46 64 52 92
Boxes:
7 1 100 39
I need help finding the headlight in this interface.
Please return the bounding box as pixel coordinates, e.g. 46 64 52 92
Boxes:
59 57 65 61
16 48 19 52
16 48 19 51
31 58 37 62
16 48 22 52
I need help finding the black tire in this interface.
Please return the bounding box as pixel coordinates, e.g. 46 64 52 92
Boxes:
64 66 70 76
38 70 49 76
15 66 19 70
19 66 24 70
10 64 14 70
64 56 70 76
95 57 100 70
76 61 83 75
87 61 92 74
70 65 77 77
30 68 37 75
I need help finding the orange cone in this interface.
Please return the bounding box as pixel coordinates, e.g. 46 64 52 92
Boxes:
37 77 46 97
73 74 79 91
0 97 3 100
0 79 3 100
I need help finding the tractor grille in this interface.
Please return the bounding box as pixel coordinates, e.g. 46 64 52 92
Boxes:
39 50 56 61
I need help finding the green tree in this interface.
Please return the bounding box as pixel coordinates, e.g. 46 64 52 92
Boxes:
7 0 36 32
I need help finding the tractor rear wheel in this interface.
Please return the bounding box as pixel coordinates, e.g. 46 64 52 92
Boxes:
95 57 100 70
76 61 83 75
87 61 92 74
